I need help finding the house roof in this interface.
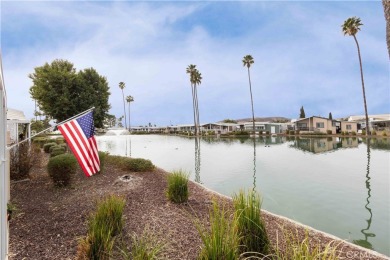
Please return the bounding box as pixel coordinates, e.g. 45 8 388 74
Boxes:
7 108 29 123
348 114 390 122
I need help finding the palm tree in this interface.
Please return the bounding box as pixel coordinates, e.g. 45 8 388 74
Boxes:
342 17 369 136
186 64 198 135
118 82 127 130
242 55 256 135
126 95 134 132
193 69 202 135
383 0 390 59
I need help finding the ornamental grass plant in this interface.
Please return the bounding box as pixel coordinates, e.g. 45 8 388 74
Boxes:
272 229 340 260
166 170 189 203
76 195 126 260
233 189 269 256
196 201 240 260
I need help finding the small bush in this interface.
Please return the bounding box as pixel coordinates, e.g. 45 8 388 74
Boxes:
351 131 357 136
47 154 77 187
289 130 295 135
234 131 249 136
341 131 345 136
371 131 376 136
50 147 66 157
123 158 155 172
362 130 366 135
166 170 189 203
383 132 388 137
196 201 240 260
56 136 65 144
43 142 57 153
265 131 270 135
233 190 269 255
32 137 49 148
49 144 61 153
326 130 332 135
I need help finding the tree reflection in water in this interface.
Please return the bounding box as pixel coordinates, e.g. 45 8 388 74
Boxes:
194 137 201 184
353 138 375 250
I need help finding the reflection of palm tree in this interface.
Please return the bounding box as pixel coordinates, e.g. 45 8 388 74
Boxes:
252 137 257 191
194 137 201 183
126 95 134 132
353 138 375 249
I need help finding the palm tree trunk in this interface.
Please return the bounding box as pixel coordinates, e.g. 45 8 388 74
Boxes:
353 35 369 136
191 83 197 135
121 89 127 130
383 0 390 59
247 67 256 136
194 84 200 136
128 102 131 132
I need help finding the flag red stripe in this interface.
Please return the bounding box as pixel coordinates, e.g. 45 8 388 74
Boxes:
67 121 99 172
58 125 92 176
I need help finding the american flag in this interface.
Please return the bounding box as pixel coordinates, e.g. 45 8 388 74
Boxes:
58 111 100 177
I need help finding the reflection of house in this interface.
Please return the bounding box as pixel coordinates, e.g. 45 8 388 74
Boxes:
292 137 358 153
341 137 359 148
7 108 31 146
241 122 282 134
295 116 336 134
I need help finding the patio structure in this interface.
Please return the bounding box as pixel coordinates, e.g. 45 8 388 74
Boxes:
6 108 30 146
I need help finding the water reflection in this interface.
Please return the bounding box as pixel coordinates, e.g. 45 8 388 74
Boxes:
353 138 376 250
194 137 201 183
125 138 132 157
290 137 359 154
252 137 257 191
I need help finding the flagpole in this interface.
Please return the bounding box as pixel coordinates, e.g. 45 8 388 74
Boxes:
7 107 95 150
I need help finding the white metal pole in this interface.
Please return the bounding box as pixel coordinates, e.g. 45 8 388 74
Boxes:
0 51 9 259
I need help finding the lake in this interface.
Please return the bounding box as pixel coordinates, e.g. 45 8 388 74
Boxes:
97 134 390 256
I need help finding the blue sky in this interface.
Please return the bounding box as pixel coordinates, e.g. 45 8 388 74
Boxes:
1 1 389 126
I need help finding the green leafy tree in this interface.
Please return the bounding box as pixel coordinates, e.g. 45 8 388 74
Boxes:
329 112 333 120
342 17 369 135
242 55 256 135
104 114 116 128
29 59 110 128
30 118 51 133
119 82 127 130
126 95 134 131
300 106 306 118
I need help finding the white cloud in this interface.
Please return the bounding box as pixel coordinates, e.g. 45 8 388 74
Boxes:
2 1 388 126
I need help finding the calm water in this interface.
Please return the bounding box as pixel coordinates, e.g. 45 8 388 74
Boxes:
97 134 390 256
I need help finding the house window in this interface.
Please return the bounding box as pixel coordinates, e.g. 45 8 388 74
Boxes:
298 123 307 128
316 122 324 128
346 125 352 130
332 121 336 126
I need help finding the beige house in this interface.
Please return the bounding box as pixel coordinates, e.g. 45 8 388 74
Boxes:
340 121 358 133
295 116 336 134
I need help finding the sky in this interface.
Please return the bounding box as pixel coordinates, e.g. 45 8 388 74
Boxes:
1 1 389 126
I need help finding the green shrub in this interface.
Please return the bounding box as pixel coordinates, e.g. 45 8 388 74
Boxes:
289 130 295 135
383 132 388 137
49 144 61 153
47 154 77 187
123 158 155 172
351 131 357 136
362 130 366 135
265 131 270 135
234 131 249 136
295 130 300 135
43 142 57 153
371 131 376 136
32 137 49 148
166 170 189 203
56 136 65 144
341 131 345 136
233 190 269 255
196 201 240 260
326 130 332 135
50 147 66 157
